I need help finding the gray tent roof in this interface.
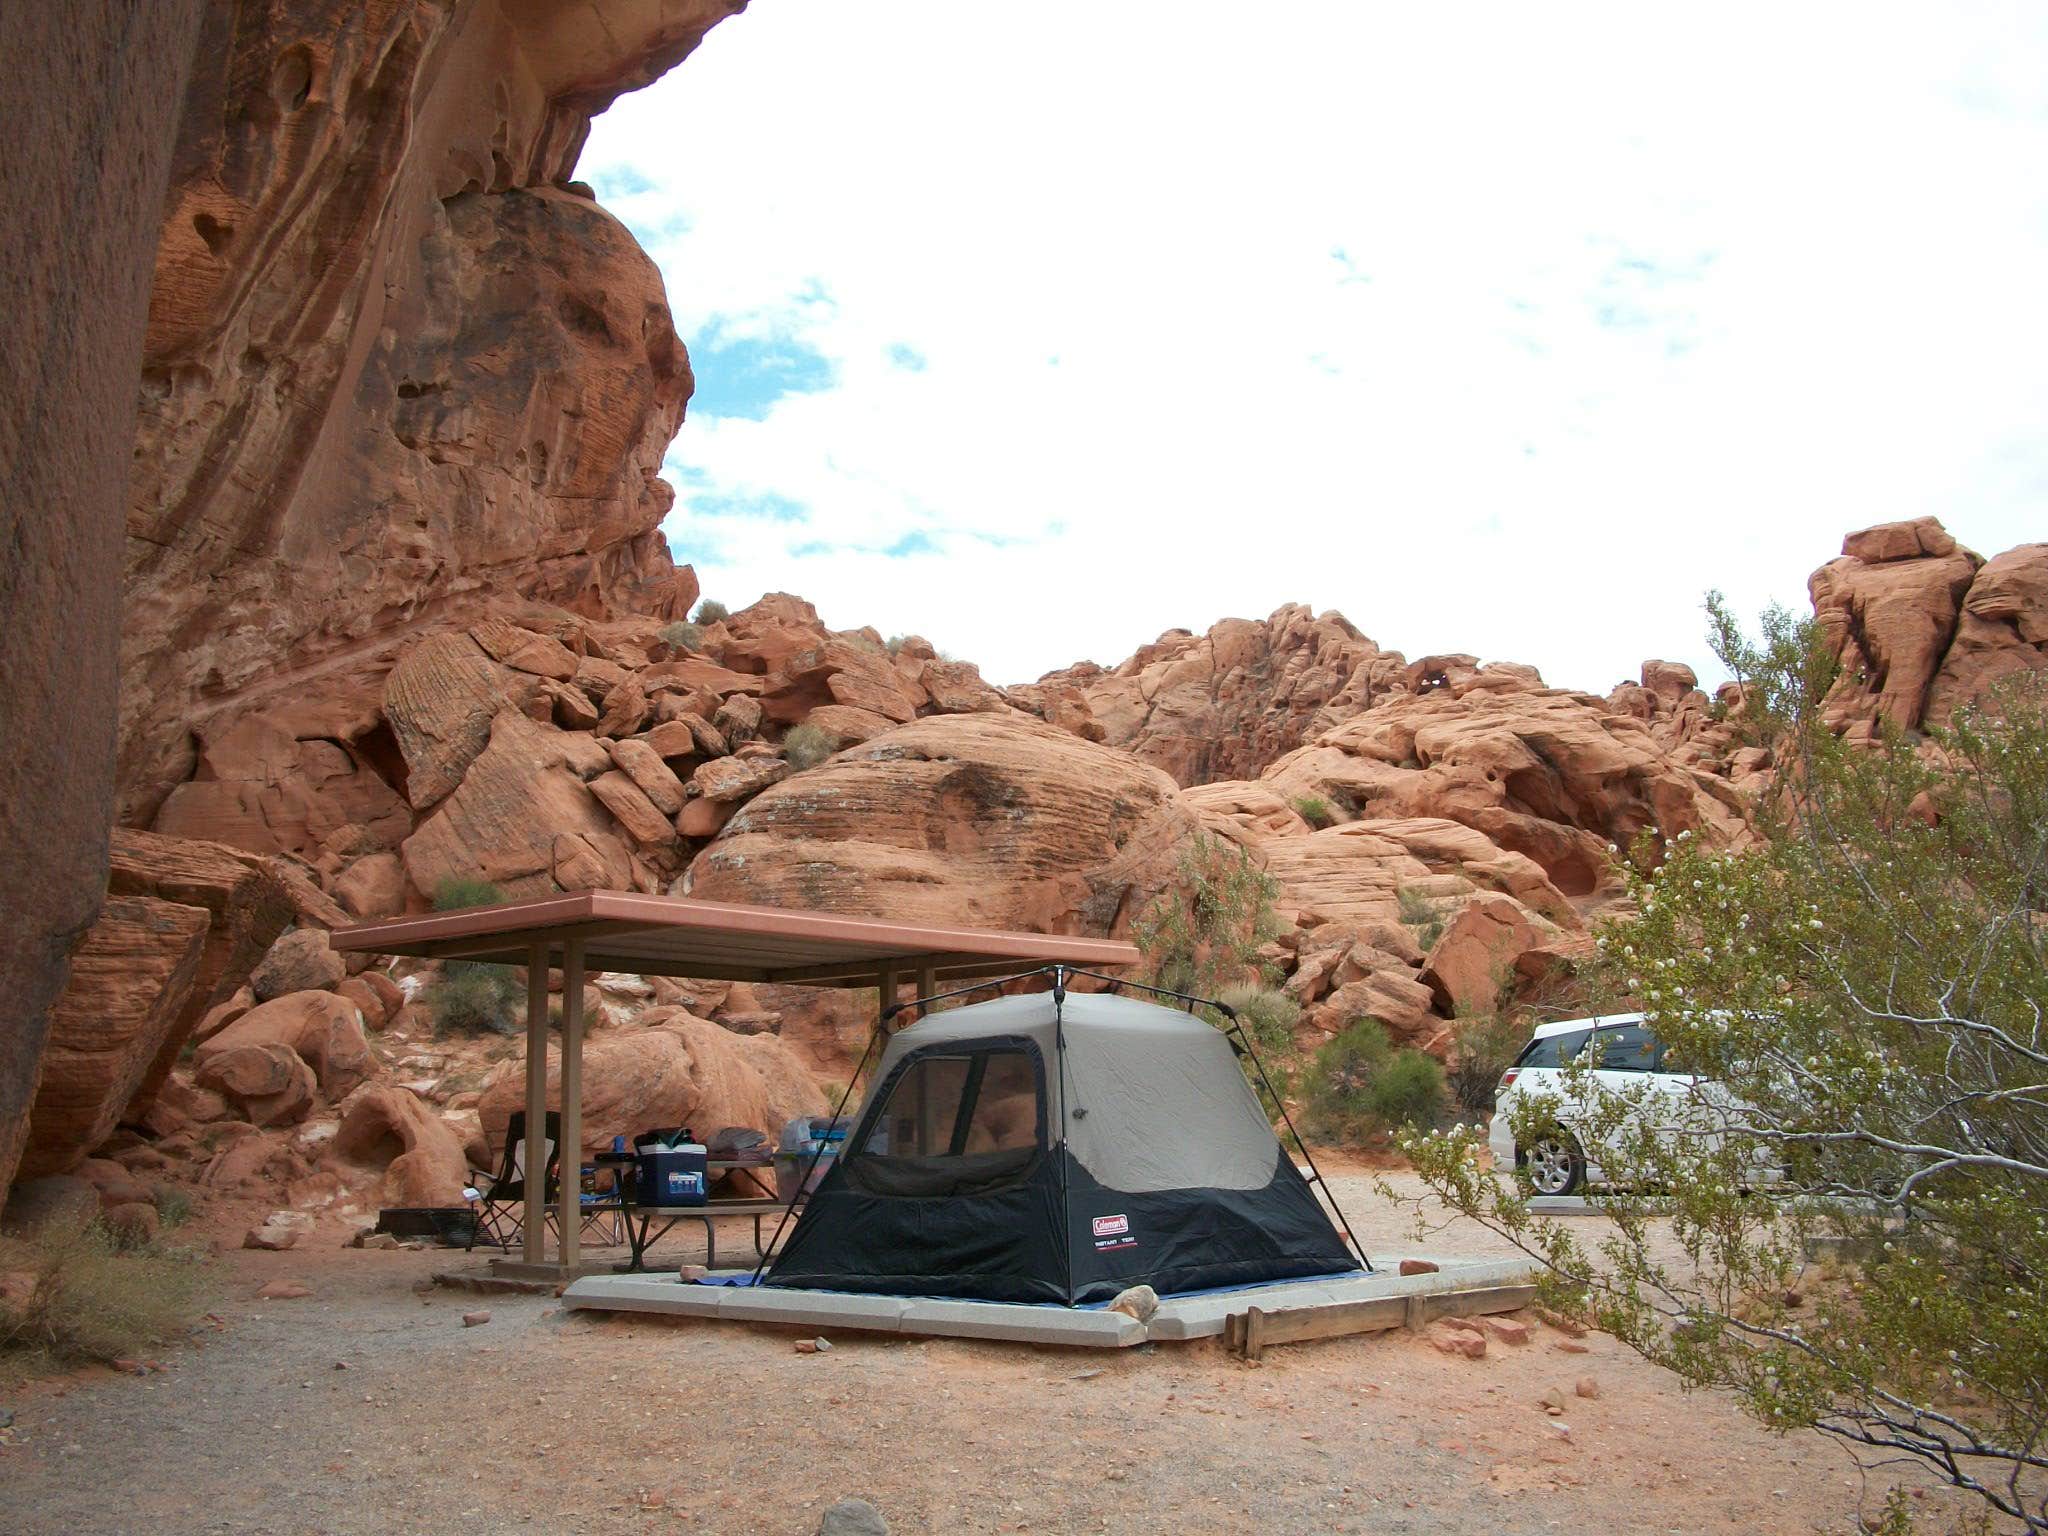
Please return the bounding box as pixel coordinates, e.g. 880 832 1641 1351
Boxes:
862 990 1281 1194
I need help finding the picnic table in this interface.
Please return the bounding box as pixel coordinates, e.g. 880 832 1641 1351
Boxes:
593 1152 795 1271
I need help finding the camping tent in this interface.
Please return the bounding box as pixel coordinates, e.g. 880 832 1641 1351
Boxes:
763 988 1362 1304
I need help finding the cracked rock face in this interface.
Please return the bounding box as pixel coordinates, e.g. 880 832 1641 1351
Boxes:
120 0 744 827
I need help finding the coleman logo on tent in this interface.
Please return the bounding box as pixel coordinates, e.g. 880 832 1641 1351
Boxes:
1090 1213 1134 1253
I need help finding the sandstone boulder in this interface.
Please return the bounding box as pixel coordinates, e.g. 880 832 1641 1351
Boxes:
196 991 374 1101
195 1042 317 1127
13 895 208 1180
476 1015 827 1159
402 710 637 901
332 1085 469 1208
1926 542 2048 720
1018 605 1391 785
251 928 347 1001
6 831 294 1188
382 634 509 812
686 714 1198 936
1811 519 1982 731
1419 894 1561 1017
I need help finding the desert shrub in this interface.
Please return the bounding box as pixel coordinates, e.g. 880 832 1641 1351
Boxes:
1369 1048 1446 1131
693 599 729 625
1290 794 1334 829
1136 833 1283 1000
1445 1008 1529 1119
1301 1020 1445 1143
659 620 701 653
432 876 505 911
151 1188 192 1230
883 634 909 657
0 1222 209 1376
430 965 521 1037
1218 984 1299 1058
1394 885 1445 950
781 722 834 771
1300 1020 1393 1142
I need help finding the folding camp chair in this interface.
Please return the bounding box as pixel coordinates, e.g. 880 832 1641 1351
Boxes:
464 1111 563 1252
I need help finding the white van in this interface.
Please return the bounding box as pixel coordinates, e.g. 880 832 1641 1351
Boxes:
1485 1011 1788 1196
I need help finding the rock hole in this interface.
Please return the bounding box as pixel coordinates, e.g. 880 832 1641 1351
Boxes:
193 212 233 257
272 47 314 111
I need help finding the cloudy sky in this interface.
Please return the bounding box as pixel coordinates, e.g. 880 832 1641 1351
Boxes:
581 2 2048 691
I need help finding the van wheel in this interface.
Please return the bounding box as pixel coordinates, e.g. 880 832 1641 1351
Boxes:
1524 1134 1584 1196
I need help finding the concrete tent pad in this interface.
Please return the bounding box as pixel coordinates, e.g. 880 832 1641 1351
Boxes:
561 1256 1537 1350
330 891 1139 1278
563 1274 1146 1348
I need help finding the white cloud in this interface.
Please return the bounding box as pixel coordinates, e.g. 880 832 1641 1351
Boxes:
582 1 2048 689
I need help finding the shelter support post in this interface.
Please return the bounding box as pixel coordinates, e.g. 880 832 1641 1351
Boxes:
877 962 898 1034
917 964 936 1004
523 942 548 1265
558 938 586 1268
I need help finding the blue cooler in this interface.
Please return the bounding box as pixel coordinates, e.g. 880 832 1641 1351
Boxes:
636 1138 708 1207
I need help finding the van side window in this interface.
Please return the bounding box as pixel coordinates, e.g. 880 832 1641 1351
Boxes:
1587 1024 1660 1072
1516 1028 1592 1069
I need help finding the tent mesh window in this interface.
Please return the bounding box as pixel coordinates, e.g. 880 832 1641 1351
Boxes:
844 1044 1045 1199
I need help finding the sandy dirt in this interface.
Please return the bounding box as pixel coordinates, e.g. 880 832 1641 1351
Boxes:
1 1170 1968 1536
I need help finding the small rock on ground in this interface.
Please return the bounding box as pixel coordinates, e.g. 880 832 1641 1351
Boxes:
1482 1314 1532 1345
1107 1284 1158 1321
1397 1258 1438 1276
1576 1377 1601 1399
816 1497 888 1535
462 1311 491 1328
254 1280 312 1300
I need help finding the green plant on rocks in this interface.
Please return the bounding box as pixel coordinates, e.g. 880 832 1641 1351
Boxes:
693 599 729 625
1290 794 1334 829
781 722 835 771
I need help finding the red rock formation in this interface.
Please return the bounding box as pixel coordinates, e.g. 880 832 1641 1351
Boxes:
1260 674 1749 899
120 0 747 826
684 713 1200 938
1013 605 1396 786
7 832 293 1187
0 0 210 1220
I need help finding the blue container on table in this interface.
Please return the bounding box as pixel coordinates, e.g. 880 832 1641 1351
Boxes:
635 1136 708 1208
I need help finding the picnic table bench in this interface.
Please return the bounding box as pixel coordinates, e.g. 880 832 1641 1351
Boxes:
592 1153 798 1271
620 1197 790 1271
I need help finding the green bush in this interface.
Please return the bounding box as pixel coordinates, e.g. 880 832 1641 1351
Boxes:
1369 1048 1446 1131
659 620 701 653
1290 794 1334 829
883 634 909 657
429 965 521 1037
1301 1020 1393 1142
693 599 729 625
781 722 834 771
151 1188 193 1231
1301 1020 1444 1144
0 1221 209 1377
1395 885 1445 950
1218 984 1299 1056
432 876 506 912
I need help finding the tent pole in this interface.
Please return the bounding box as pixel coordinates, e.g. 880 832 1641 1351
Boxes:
558 937 585 1269
1051 966 1076 1305
522 942 548 1265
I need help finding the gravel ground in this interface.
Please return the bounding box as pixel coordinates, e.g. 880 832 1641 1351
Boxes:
1 1172 1963 1536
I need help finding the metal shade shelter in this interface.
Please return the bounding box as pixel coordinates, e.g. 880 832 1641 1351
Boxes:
330 890 1138 1275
